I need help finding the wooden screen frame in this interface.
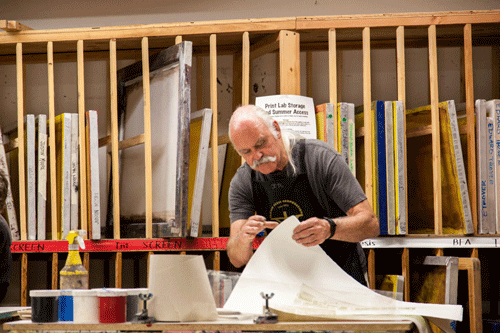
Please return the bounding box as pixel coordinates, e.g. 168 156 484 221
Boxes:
106 41 192 237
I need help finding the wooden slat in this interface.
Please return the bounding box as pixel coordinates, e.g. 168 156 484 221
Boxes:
306 51 313 97
278 30 300 95
362 27 373 205
115 252 122 288
210 34 219 238
213 250 220 271
21 253 28 306
463 24 477 234
367 249 375 289
249 32 280 60
16 43 27 241
401 248 410 301
77 40 88 237
458 257 482 333
328 29 337 105
175 35 182 44
210 34 220 271
328 29 338 150
296 10 500 29
109 39 120 240
98 133 145 150
428 25 442 235
52 252 58 289
396 26 408 235
196 55 203 110
47 42 58 240
142 37 153 239
0 18 296 45
242 31 250 105
232 51 243 110
83 252 90 272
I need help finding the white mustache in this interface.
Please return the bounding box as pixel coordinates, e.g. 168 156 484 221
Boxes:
252 155 277 169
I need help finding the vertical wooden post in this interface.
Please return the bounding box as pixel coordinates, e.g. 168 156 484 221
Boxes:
83 252 90 272
109 39 120 240
367 249 375 289
115 252 122 288
47 42 58 241
242 31 250 105
16 43 26 241
362 27 373 206
459 257 482 333
233 52 243 110
428 25 442 235
463 24 477 234
142 37 153 239
77 40 88 236
328 29 338 150
306 51 313 97
52 253 58 289
278 30 300 95
401 248 410 301
396 26 408 235
210 34 220 270
196 56 204 110
21 253 27 306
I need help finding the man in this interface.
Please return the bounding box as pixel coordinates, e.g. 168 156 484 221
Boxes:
226 104 379 285
0 170 12 303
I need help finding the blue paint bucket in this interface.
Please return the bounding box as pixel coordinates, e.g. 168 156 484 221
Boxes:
58 290 74 321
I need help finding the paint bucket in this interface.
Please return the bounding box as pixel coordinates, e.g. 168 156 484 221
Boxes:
97 289 127 323
58 290 73 321
72 289 99 323
30 290 60 323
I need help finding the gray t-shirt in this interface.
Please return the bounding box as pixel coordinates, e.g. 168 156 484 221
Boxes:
228 139 369 285
229 138 366 222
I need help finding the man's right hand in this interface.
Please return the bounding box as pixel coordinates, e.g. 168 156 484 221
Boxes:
239 215 279 241
227 215 279 268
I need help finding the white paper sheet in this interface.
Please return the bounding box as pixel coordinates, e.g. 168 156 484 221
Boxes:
148 254 218 321
224 216 462 328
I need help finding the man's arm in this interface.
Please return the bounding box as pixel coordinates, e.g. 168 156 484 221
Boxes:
292 199 379 247
226 215 278 268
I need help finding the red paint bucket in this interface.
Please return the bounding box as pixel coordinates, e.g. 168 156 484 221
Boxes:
97 289 127 323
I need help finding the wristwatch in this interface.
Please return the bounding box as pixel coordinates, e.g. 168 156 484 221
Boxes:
324 217 337 239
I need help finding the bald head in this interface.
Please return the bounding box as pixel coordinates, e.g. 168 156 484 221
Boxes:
229 105 278 143
228 104 290 173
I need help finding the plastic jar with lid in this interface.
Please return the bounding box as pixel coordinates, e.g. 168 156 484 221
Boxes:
72 289 99 323
97 288 128 323
30 290 60 323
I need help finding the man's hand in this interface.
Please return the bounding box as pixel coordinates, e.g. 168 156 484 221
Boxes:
292 217 330 247
239 215 279 242
227 215 279 268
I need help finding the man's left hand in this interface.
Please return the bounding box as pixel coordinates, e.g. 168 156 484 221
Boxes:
292 217 330 247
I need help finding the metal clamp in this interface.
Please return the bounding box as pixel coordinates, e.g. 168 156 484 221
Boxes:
254 292 278 324
133 292 156 324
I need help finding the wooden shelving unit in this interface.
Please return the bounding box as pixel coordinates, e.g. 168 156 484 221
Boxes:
1 10 500 332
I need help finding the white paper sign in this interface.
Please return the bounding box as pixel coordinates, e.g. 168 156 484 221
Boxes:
255 95 317 139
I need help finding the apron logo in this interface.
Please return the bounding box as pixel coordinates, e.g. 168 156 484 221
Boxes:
269 200 303 223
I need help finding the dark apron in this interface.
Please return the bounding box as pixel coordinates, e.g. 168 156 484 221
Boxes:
251 155 366 286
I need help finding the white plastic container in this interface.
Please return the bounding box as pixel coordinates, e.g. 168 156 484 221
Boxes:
72 289 99 323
